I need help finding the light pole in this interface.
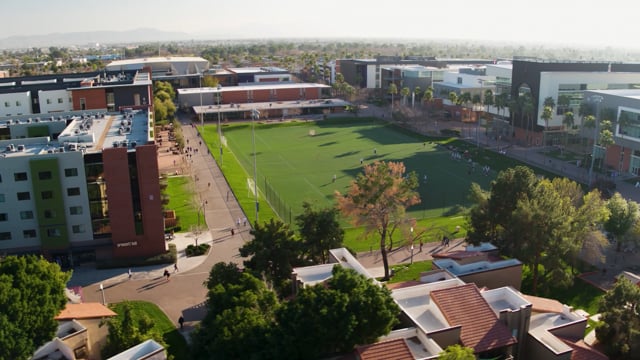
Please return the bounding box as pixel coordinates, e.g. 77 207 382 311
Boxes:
587 95 603 187
476 79 485 148
217 84 223 166
99 283 106 305
199 74 203 129
410 227 414 264
251 109 260 222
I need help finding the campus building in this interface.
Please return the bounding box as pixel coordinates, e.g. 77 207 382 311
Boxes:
0 71 165 264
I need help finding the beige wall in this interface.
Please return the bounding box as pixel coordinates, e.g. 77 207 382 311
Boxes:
459 264 523 290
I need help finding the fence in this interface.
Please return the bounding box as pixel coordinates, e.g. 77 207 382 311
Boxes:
262 176 293 224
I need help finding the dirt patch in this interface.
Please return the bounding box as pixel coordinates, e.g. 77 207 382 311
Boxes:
155 129 185 176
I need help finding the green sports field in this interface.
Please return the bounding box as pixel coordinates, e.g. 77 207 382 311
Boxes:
206 117 513 224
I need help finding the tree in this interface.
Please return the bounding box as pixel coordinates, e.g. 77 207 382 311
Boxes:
563 111 575 148
274 266 399 358
191 262 278 360
101 302 164 359
413 86 422 107
438 344 476 360
605 193 639 252
336 161 420 280
239 218 304 289
400 86 410 106
541 105 554 146
596 277 640 359
0 255 70 360
467 167 607 294
422 87 434 112
295 201 345 264
388 83 398 114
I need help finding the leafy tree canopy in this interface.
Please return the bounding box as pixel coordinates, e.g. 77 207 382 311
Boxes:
438 344 476 360
597 277 640 359
295 201 344 264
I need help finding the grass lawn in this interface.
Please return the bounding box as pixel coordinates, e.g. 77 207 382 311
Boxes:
110 301 189 360
165 176 201 233
548 277 605 316
198 117 560 250
389 260 434 284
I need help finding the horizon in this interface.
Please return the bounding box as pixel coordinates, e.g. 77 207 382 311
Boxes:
4 0 639 51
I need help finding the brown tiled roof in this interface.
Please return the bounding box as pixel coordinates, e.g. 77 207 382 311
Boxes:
559 338 609 360
431 283 517 353
356 338 413 360
55 302 117 320
521 294 565 314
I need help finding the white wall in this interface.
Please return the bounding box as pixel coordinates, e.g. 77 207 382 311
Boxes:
0 91 32 117
538 71 640 127
39 89 73 113
366 64 377 88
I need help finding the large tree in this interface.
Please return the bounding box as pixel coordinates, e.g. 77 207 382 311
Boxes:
191 262 278 360
0 255 70 360
295 201 344 264
467 167 607 294
100 302 165 359
596 277 640 359
438 344 476 360
240 218 304 290
336 161 420 280
604 193 639 252
274 266 399 358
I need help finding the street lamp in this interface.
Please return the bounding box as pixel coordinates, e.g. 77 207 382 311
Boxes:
199 74 204 129
410 227 414 264
587 95 604 187
99 283 106 305
217 84 223 166
251 108 260 222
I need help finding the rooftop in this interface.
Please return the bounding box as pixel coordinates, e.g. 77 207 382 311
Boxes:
430 283 517 353
55 302 117 320
432 258 521 276
355 338 414 360
528 311 586 356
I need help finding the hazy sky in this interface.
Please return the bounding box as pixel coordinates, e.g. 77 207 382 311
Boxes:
4 0 638 49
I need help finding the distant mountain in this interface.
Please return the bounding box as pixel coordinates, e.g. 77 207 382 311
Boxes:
0 28 192 49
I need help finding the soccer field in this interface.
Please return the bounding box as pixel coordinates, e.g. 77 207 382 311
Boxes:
215 117 498 222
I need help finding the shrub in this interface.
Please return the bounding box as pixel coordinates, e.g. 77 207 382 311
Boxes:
185 243 211 257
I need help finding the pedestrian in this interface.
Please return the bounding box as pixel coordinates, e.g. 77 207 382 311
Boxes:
208 182 211 188
178 316 184 330
243 217 247 227
163 269 170 281
419 240 423 252
373 148 377 155
237 218 241 228
128 268 132 279
360 158 363 165
231 228 235 236
332 174 336 183
174 263 179 273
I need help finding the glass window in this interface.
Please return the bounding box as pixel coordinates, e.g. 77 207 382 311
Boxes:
67 187 81 196
14 172 28 181
23 229 36 238
20 211 34 219
17 192 30 201
0 213 6 221
44 210 55 219
41 191 53 200
46 99 52 104
70 206 83 215
15 101 21 106
46 228 61 237
0 232 11 240
64 168 78 177
58 98 64 104
72 225 85 234
38 171 52 180
3 102 9 107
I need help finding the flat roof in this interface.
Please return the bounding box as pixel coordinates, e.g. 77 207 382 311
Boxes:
227 66 288 74
107 56 208 67
193 98 350 116
55 302 116 320
177 82 330 95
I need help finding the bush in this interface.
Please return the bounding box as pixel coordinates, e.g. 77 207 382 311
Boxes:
185 243 211 257
96 243 177 269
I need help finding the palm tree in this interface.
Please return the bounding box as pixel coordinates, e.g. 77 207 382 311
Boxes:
508 98 518 142
541 106 554 146
422 88 433 111
400 86 410 106
458 92 472 122
413 86 422 108
562 111 575 149
388 83 398 116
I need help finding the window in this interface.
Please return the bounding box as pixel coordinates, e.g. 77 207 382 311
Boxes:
46 228 61 237
72 225 85 234
67 187 80 196
23 229 36 238
44 210 56 219
0 232 11 240
39 171 52 180
14 172 28 181
41 191 53 200
20 211 34 219
70 206 83 215
0 174 2 182
17 192 30 201
0 213 6 221
15 101 21 106
58 98 64 104
0 194 4 202
64 168 78 177
3 102 8 107
46 99 52 105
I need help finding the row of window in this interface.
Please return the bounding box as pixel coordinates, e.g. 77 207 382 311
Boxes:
3 98 68 107
4 168 78 183
0 206 83 222
0 187 81 202
0 225 86 241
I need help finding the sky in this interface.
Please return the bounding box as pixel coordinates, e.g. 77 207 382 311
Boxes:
4 0 639 50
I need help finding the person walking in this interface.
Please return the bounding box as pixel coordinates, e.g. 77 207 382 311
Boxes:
128 268 132 280
178 316 184 330
174 263 179 273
